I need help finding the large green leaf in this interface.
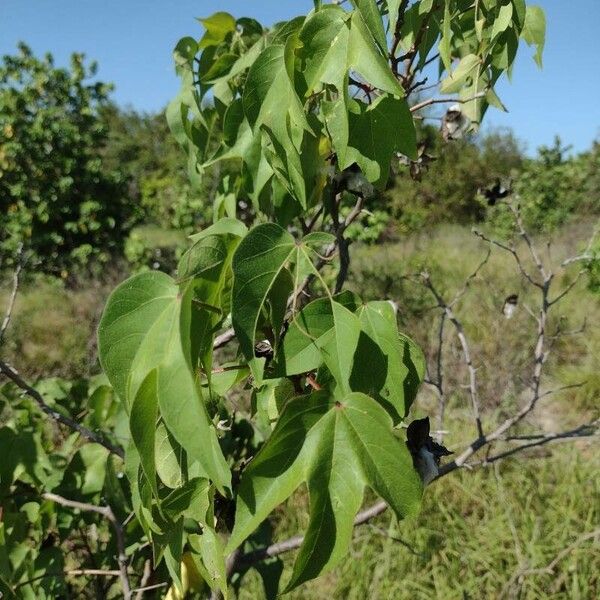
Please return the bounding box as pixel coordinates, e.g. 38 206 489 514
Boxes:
342 95 417 186
271 291 360 377
350 0 387 53
227 391 422 590
98 272 231 493
98 272 176 404
231 223 296 362
355 302 424 420
242 42 313 206
299 6 403 97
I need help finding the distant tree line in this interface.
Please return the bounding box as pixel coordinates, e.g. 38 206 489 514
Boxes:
1 45 599 277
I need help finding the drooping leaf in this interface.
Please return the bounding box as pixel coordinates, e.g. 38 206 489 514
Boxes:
155 422 186 489
98 272 231 493
189 529 228 599
440 53 481 93
243 43 313 206
162 478 211 523
439 0 452 71
521 5 546 67
490 2 513 41
130 370 160 496
188 218 247 244
356 302 425 419
350 0 388 53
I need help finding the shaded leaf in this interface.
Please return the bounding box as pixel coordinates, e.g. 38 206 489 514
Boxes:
227 391 422 590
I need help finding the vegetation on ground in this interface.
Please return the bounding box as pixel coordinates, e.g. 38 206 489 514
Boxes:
1 1 599 599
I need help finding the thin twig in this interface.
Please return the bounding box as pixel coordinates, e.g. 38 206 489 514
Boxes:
472 229 541 288
0 243 24 347
13 569 122 590
42 493 131 600
410 91 486 113
0 360 124 458
500 528 600 598
134 559 153 600
421 271 484 439
475 422 599 465
132 582 168 595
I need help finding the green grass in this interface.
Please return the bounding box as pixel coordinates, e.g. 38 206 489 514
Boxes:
1 222 598 598
0 274 113 378
236 221 600 599
239 447 599 599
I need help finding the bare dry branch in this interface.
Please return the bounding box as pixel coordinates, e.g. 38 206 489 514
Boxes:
500 528 600 598
0 359 124 458
42 492 131 599
475 422 599 465
134 559 153 600
420 271 484 438
472 228 541 288
0 243 24 347
410 91 486 113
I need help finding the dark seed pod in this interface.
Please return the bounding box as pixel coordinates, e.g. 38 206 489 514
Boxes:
254 339 274 361
480 177 512 206
406 417 452 484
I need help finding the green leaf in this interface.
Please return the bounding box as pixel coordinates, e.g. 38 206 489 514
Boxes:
189 529 228 599
419 0 434 15
397 332 426 408
243 43 312 206
173 37 198 69
98 272 231 493
188 218 247 243
202 364 249 397
439 0 452 71
317 302 361 396
99 272 176 404
354 301 414 420
440 54 481 94
77 444 109 495
227 391 422 590
350 0 388 53
231 223 296 362
342 95 417 186
387 0 402 35
491 2 513 41
298 6 403 97
198 12 236 49
162 478 211 523
155 422 185 489
521 5 546 67
271 291 360 377
130 370 159 497
162 518 185 593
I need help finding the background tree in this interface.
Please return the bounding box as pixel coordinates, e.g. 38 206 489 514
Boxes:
3 2 598 600
0 44 132 275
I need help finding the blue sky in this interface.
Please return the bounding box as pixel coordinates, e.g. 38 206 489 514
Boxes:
1 1 598 154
